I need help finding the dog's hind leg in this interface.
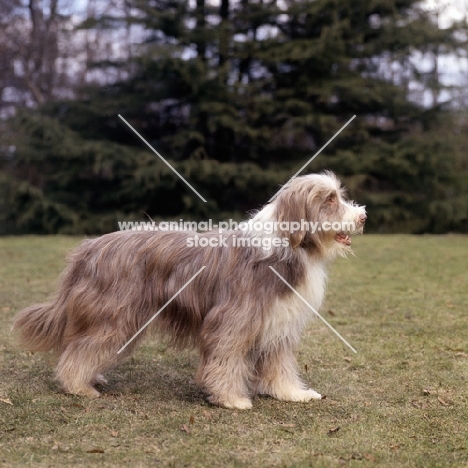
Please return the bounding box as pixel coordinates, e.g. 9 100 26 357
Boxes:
92 374 108 386
55 337 118 397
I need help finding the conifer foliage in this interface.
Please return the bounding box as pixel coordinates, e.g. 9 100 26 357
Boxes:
1 0 466 233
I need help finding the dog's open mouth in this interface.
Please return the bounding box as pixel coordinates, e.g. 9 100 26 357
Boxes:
335 233 352 246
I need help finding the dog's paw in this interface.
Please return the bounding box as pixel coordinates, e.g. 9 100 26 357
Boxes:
290 388 322 402
93 374 108 385
223 397 253 410
274 388 322 402
209 395 253 410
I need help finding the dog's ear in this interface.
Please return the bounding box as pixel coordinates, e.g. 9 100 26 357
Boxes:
275 187 308 249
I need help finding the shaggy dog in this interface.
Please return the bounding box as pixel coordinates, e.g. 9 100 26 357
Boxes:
13 171 366 409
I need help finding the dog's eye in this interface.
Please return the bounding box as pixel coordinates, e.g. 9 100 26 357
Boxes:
325 194 337 204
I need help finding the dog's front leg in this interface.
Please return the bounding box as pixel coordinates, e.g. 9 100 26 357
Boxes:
196 309 259 410
255 341 322 402
196 346 254 410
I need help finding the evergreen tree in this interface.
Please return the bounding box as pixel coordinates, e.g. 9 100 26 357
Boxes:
2 0 467 234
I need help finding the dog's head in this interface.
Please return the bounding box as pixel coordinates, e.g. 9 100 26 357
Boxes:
274 171 366 257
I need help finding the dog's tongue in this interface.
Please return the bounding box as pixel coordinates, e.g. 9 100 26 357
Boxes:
335 233 351 245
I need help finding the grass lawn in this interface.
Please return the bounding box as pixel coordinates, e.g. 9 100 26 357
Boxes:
0 235 467 467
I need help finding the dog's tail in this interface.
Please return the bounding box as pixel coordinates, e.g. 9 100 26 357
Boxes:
13 301 66 352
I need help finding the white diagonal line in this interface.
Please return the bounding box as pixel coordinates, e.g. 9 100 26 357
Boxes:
269 266 357 353
117 266 206 354
118 114 207 203
269 115 356 202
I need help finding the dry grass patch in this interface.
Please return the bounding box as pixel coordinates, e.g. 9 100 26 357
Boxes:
0 235 467 467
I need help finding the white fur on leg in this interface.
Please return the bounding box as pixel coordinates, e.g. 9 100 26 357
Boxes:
93 374 108 385
257 379 322 402
59 382 101 398
277 387 322 402
208 395 253 410
255 340 322 403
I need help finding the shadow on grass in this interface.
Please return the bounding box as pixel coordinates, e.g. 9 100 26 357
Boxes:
7 345 206 407
108 360 205 406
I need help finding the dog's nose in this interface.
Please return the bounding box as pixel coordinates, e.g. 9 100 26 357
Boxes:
359 213 367 223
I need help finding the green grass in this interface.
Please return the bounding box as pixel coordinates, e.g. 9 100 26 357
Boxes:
0 235 467 467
